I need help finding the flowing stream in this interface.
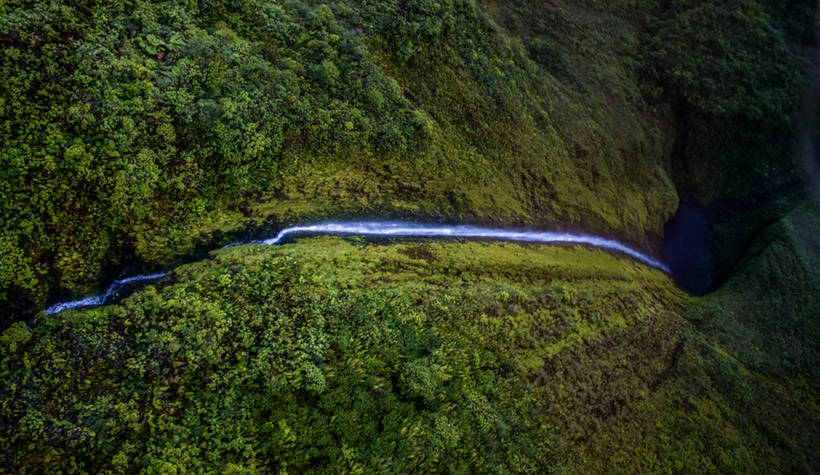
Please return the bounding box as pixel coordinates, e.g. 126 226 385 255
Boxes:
45 221 670 314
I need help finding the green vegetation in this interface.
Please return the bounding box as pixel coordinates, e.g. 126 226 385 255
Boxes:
668 199 820 473
1 0 818 471
3 237 817 472
2 0 813 316
644 0 815 202
569 198 820 472
1 239 677 472
689 199 820 389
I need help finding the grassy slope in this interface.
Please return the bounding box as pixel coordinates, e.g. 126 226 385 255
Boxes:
2 0 685 315
3 236 818 472
2 240 679 472
2 0 811 317
1 1 817 471
691 200 820 382
666 201 820 474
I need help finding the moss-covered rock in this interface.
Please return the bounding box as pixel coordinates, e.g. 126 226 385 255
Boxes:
1 239 680 471
3 236 818 472
3 0 813 317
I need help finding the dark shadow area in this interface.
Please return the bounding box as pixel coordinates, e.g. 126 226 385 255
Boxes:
662 203 714 295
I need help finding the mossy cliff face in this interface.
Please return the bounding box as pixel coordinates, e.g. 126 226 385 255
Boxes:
0 239 682 472
1 1 819 471
3 236 818 472
689 199 820 388
2 0 814 315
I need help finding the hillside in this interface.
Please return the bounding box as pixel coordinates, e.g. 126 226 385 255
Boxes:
4 232 818 472
1 0 814 317
1 0 819 472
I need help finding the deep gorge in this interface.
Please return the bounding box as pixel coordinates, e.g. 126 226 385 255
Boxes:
1 0 818 472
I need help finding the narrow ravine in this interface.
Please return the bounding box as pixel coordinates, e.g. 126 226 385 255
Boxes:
45 221 671 315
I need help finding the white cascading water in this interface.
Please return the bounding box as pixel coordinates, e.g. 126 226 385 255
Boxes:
45 221 670 314
44 273 167 314
258 222 670 271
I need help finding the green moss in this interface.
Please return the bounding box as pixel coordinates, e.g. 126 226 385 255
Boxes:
1 239 680 472
3 0 812 317
4 236 817 472
689 200 820 383
2 0 684 316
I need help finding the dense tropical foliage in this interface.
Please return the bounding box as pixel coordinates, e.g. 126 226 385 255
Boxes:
2 0 814 318
3 235 817 472
1 0 818 472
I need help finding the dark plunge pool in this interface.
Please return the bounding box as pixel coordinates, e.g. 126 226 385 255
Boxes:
662 203 714 295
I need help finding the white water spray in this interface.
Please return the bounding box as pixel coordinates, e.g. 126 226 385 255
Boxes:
45 221 669 315
44 273 166 314
258 222 669 271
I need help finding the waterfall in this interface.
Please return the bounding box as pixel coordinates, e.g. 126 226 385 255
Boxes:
45 221 669 315
44 273 167 314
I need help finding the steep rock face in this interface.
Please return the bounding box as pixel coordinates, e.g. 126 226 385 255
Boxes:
488 0 818 290
3 232 818 472
3 0 814 317
2 2 819 471
689 199 820 386
0 238 686 472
